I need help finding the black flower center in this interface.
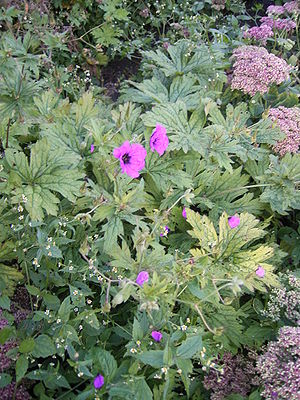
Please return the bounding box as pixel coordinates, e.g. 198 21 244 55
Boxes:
122 153 131 164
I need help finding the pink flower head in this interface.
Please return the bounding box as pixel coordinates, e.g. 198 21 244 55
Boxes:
267 5 285 15
136 271 149 287
182 207 187 219
113 141 147 178
243 25 274 43
231 46 291 96
90 144 95 153
261 16 296 32
160 225 170 237
228 215 240 229
151 330 163 342
93 374 104 389
268 106 300 155
284 1 300 13
256 266 265 278
149 124 169 156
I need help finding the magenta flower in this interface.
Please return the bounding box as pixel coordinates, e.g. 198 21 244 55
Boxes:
113 141 147 178
151 331 163 342
160 225 170 237
136 271 149 287
182 207 187 219
256 266 265 278
228 215 240 229
93 374 104 389
149 124 169 156
90 144 95 153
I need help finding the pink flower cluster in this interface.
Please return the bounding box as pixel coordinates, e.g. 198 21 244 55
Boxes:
261 16 296 31
268 106 300 155
0 340 17 371
283 1 300 14
231 46 291 96
266 5 285 15
257 326 300 400
204 352 258 400
261 273 300 324
0 382 30 400
243 25 274 42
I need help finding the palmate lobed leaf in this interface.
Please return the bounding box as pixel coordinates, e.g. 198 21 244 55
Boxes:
4 138 84 221
187 210 278 292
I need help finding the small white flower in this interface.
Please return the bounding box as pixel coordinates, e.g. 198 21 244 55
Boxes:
180 325 187 331
130 348 137 354
161 367 168 374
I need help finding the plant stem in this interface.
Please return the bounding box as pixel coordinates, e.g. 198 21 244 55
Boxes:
5 118 11 148
194 304 216 334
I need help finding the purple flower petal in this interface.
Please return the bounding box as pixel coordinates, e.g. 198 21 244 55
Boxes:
136 271 149 287
90 144 95 153
228 215 240 229
160 225 170 237
94 374 104 389
150 124 169 156
113 141 147 178
256 266 265 278
151 330 162 342
182 207 187 219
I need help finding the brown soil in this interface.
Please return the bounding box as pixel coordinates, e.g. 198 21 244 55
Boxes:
100 56 141 101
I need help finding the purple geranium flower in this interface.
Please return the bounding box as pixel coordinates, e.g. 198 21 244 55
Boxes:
228 215 240 229
90 144 95 153
150 124 169 156
256 266 265 278
151 330 162 342
93 374 104 389
136 271 149 287
182 207 187 219
113 141 147 178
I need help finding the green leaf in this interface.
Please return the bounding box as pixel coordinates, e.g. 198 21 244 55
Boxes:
131 378 153 400
176 335 202 359
19 338 35 354
0 264 23 296
32 335 56 358
0 373 12 388
137 350 164 368
43 293 60 310
4 138 84 221
95 349 117 378
92 24 121 47
143 40 222 82
0 295 10 310
58 297 71 322
103 217 124 253
132 318 143 341
0 327 14 345
16 354 28 382
259 154 300 214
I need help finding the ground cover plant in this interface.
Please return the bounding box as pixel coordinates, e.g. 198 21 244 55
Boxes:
0 0 299 399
